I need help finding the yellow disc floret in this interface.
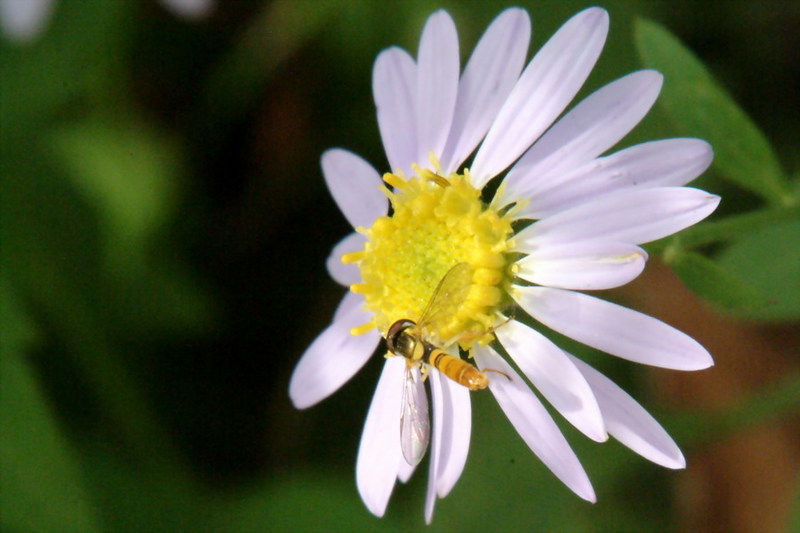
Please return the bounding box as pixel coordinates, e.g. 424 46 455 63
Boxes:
346 165 515 349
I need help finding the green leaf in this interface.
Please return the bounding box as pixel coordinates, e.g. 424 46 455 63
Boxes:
48 117 180 265
716 218 800 322
216 473 402 533
0 1 129 135
666 248 769 315
0 275 38 356
635 18 792 205
0 289 101 533
672 205 800 249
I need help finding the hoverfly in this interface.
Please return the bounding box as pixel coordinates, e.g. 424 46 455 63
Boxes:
385 262 494 466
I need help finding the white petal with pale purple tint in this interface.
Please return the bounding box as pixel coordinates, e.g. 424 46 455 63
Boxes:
516 241 647 290
471 7 609 187
373 47 418 176
0 0 52 42
439 8 530 174
496 320 606 442
357 356 405 517
514 286 714 370
474 345 596 502
568 354 685 468
515 138 714 219
397 455 416 484
416 10 459 167
289 291 380 409
332 287 364 322
322 149 386 229
433 370 471 497
159 0 213 19
425 370 444 524
326 232 366 286
515 187 720 248
503 70 663 201
425 357 472 523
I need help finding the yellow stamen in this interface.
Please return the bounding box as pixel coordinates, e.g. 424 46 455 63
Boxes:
349 283 370 294
341 251 365 264
427 151 442 173
383 173 407 191
350 321 376 336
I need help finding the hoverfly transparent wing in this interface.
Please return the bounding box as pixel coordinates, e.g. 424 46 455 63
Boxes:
416 262 474 340
400 363 430 466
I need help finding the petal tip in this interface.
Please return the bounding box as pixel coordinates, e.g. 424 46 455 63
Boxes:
656 447 687 470
288 386 312 410
582 6 610 27
645 69 665 90
691 349 715 370
669 454 687 470
504 6 528 16
422 9 456 36
362 497 387 518
288 369 320 410
585 429 610 443
581 484 598 504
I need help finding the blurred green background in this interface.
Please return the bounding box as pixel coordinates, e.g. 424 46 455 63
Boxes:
1 1 798 532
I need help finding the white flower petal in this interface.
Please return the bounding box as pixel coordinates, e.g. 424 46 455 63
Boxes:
425 370 444 524
471 7 609 187
416 10 459 167
474 345 596 502
289 292 380 409
0 0 53 42
425 355 471 524
397 455 416 483
516 241 648 290
332 287 363 321
504 70 663 201
515 138 715 218
434 371 471 497
326 232 365 287
373 47 418 176
568 354 686 469
439 8 531 174
514 286 714 370
357 356 405 517
321 149 386 229
515 187 720 247
159 0 213 19
497 320 606 442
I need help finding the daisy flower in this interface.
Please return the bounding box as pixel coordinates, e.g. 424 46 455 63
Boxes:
289 6 719 524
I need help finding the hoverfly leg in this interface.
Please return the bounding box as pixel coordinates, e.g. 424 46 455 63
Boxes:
482 368 512 381
419 363 431 381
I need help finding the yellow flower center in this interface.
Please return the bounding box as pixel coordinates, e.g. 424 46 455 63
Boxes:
344 165 515 348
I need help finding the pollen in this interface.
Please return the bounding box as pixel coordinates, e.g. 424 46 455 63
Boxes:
348 166 515 347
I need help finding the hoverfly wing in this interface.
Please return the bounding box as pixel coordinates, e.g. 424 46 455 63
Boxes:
400 364 430 466
416 262 473 341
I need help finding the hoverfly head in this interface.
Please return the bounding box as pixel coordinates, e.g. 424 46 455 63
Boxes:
386 319 418 359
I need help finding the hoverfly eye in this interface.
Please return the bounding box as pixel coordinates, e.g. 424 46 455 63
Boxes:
386 319 415 354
